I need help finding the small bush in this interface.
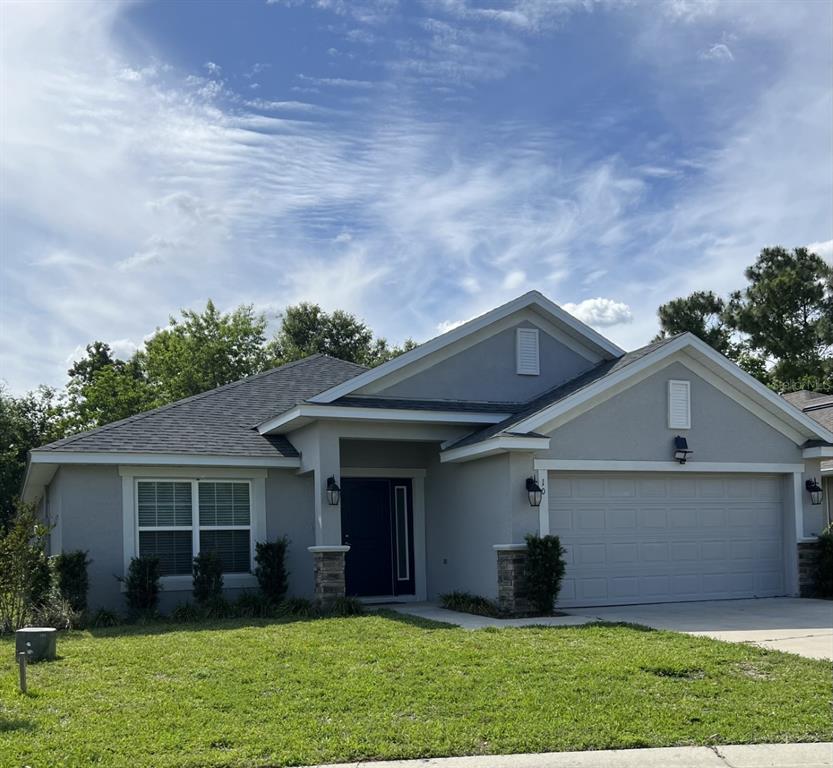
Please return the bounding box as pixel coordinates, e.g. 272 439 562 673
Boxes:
170 602 202 623
525 533 567 615
325 596 364 617
53 550 91 613
233 592 274 618
192 551 224 605
202 595 234 620
814 527 833 598
0 502 51 633
29 553 53 608
30 595 79 631
122 556 161 619
276 597 316 618
440 591 502 618
90 608 120 628
255 538 289 604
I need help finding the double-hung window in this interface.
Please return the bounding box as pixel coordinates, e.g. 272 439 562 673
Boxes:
137 480 252 576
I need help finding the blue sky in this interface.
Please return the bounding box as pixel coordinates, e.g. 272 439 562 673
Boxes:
1 0 831 394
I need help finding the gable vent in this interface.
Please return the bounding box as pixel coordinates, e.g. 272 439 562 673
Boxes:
668 379 691 429
516 328 540 375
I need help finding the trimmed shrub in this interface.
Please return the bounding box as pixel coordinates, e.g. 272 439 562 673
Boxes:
53 550 91 613
255 538 289 604
192 551 224 605
122 556 161 619
524 533 567 615
440 591 502 618
814 527 833 598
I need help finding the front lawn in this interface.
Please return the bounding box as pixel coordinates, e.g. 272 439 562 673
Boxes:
1 612 830 768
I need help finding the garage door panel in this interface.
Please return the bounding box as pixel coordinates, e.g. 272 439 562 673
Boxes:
549 472 786 607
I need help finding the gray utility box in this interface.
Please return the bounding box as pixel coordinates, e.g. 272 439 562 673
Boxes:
16 627 57 662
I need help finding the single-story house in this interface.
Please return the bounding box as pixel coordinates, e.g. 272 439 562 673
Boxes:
22 291 833 612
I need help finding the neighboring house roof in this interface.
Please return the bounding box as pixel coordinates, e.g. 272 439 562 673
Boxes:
443 336 681 451
782 390 833 433
34 354 366 458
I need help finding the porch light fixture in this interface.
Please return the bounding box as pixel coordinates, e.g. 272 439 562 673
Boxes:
326 476 341 506
805 478 823 506
673 436 693 464
526 477 544 508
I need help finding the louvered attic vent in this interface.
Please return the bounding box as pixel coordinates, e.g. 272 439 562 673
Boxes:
516 327 540 375
668 379 691 429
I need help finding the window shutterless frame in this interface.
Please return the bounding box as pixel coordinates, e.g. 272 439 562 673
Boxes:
134 478 255 574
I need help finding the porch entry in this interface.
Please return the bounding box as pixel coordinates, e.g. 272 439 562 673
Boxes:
341 478 415 597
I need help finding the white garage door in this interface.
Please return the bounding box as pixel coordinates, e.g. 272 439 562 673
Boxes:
549 472 786 607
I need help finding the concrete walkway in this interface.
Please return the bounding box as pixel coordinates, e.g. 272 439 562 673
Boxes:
312 743 833 768
568 598 833 661
388 598 833 660
386 602 593 630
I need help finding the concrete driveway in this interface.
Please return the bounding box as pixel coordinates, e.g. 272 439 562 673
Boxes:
569 598 833 660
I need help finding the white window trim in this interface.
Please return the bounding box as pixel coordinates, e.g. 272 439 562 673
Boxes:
668 379 691 430
121 467 266 590
393 484 410 582
516 327 540 376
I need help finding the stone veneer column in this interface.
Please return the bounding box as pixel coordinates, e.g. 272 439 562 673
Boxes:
797 541 821 597
308 545 350 606
494 544 529 615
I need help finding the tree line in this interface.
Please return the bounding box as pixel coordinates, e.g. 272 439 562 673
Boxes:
1 245 830 527
0 302 415 527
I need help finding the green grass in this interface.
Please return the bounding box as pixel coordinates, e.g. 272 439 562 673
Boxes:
1 612 831 768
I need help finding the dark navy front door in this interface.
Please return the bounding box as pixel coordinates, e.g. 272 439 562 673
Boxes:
341 478 415 597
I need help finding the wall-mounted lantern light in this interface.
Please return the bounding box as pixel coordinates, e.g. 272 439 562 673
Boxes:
326 476 341 506
526 477 544 508
805 478 823 506
673 435 693 464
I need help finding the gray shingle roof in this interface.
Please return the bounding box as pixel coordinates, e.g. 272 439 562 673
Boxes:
35 355 366 458
444 335 682 450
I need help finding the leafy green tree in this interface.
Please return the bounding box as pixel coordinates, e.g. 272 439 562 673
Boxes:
655 291 734 356
725 247 833 385
141 300 270 401
0 386 65 530
67 341 117 386
268 303 417 367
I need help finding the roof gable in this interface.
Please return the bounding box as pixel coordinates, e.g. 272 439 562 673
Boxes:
308 291 624 404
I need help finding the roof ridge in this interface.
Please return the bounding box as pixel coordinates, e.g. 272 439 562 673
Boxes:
37 354 365 451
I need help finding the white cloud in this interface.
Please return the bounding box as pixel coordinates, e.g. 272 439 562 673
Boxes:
203 61 222 75
502 270 526 290
807 239 833 263
699 43 734 62
563 298 633 327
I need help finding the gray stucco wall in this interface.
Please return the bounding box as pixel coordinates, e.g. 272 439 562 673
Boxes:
49 465 124 613
265 469 315 599
425 453 512 599
377 322 596 402
540 361 801 464
45 465 319 614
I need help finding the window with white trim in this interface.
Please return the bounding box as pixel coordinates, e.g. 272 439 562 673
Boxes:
136 480 252 576
516 327 540 375
668 379 691 429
